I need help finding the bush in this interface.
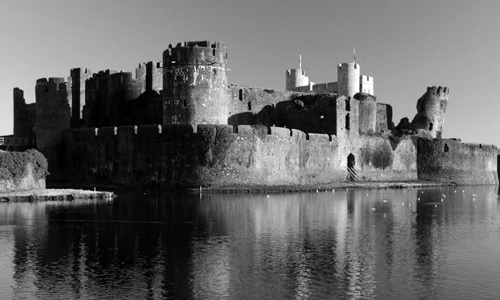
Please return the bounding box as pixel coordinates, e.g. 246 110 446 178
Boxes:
0 149 49 181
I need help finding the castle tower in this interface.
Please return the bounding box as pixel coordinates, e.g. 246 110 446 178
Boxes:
135 62 147 95
354 93 377 134
146 61 163 92
69 67 92 128
410 86 449 138
337 62 360 97
35 77 70 173
163 41 228 129
285 55 309 91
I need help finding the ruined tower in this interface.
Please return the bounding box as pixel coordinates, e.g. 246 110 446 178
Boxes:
35 78 70 174
354 93 377 134
13 88 28 137
163 41 228 129
410 86 449 138
69 67 92 128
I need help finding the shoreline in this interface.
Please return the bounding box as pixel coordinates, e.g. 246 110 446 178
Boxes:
0 188 115 202
189 181 463 194
2 181 497 201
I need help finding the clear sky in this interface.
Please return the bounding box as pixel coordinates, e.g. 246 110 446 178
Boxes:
1 0 499 146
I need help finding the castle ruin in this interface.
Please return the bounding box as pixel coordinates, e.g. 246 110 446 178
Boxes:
7 41 498 187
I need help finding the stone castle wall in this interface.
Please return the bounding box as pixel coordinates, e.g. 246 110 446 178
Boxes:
63 124 418 188
416 138 498 184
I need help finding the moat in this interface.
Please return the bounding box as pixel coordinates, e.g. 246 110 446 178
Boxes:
1 185 499 299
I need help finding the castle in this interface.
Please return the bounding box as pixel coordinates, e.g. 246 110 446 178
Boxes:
6 40 498 188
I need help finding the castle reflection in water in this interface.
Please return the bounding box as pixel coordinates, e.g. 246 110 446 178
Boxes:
1 185 499 299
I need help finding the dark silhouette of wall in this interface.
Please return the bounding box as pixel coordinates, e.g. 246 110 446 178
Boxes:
35 78 70 175
13 88 36 141
69 68 92 128
83 69 162 127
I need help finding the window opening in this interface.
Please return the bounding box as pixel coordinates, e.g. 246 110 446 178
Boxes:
345 113 350 130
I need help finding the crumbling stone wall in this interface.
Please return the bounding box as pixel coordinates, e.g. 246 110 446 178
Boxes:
411 86 449 138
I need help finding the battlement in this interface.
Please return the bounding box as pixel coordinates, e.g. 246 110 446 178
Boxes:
172 40 225 49
36 77 66 93
426 86 450 99
164 40 227 66
338 62 359 70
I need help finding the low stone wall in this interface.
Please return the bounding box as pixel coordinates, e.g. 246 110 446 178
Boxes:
416 138 498 184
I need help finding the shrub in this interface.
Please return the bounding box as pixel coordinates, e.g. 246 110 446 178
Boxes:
0 149 49 181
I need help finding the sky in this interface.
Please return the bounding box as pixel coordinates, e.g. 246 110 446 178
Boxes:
1 0 499 146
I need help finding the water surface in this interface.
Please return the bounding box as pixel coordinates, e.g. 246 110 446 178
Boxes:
1 185 499 299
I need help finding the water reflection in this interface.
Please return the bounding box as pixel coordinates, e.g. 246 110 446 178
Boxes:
0 185 498 299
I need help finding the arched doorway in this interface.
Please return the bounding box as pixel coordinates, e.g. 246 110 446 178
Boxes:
347 153 358 181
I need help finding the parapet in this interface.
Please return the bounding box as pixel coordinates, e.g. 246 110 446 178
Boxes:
426 86 450 99
164 40 227 66
338 62 359 70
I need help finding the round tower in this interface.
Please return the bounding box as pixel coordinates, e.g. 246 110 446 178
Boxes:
337 62 360 97
410 86 449 138
354 93 377 134
285 69 309 91
163 41 228 129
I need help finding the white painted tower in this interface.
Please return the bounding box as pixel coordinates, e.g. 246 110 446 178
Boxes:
285 55 310 91
337 62 360 97
360 75 374 95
